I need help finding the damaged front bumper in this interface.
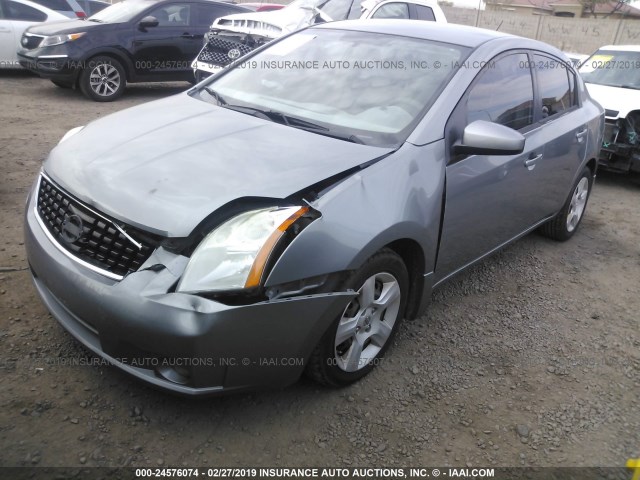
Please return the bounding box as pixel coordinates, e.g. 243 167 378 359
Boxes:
24 189 353 396
599 116 640 173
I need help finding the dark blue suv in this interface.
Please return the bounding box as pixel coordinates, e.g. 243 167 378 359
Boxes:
18 0 248 101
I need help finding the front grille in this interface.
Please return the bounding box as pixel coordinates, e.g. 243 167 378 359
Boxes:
36 175 154 279
197 35 254 67
21 33 44 50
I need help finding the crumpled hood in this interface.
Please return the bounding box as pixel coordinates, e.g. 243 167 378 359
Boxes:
585 82 640 119
44 93 391 237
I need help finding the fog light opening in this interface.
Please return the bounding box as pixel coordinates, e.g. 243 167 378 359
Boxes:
155 364 191 385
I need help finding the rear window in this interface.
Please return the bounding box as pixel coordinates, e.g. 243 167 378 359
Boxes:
6 0 47 20
30 0 72 11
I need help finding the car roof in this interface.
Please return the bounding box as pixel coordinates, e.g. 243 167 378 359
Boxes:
314 20 514 48
596 44 640 52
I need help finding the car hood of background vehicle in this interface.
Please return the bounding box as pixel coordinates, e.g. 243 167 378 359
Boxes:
44 94 392 237
26 19 102 36
585 82 640 119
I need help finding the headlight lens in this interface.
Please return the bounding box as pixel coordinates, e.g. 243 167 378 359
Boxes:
176 206 309 293
41 32 86 47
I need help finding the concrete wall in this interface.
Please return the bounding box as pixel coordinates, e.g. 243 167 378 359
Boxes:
442 6 640 54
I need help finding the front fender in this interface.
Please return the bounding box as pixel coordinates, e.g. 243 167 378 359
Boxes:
265 141 446 287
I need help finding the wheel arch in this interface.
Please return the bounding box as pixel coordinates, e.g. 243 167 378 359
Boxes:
77 48 134 85
383 238 427 320
586 157 597 177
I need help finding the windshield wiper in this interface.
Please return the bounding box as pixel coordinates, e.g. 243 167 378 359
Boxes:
203 87 227 105
205 94 365 144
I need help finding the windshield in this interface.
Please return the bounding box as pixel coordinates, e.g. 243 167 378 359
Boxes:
196 29 469 147
579 49 640 89
88 1 151 23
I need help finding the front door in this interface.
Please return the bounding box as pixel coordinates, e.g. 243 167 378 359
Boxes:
435 52 545 282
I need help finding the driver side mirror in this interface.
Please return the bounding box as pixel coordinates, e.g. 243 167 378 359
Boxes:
453 120 525 156
139 16 159 30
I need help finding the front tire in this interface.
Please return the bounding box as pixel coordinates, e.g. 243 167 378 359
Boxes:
539 166 593 241
306 249 408 387
79 56 126 102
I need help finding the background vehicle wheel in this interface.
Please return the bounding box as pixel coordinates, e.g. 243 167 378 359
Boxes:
51 80 72 89
539 166 593 241
79 56 125 102
306 249 408 387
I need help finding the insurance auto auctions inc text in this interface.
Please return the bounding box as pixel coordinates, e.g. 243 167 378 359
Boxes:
255 468 495 477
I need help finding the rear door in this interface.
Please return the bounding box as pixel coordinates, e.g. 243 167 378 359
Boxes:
435 52 548 282
529 53 587 217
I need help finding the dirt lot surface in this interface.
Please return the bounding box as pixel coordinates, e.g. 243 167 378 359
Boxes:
0 71 639 473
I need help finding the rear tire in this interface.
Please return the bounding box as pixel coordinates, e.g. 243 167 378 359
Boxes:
79 56 126 102
539 166 593 241
306 249 408 387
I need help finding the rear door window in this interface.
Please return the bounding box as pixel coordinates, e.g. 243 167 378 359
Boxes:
415 4 435 20
533 54 575 119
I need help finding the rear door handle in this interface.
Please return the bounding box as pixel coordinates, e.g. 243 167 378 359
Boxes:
181 33 196 39
576 128 588 141
525 153 542 169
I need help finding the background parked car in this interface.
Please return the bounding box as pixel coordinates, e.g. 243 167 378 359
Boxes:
239 2 284 11
29 0 87 18
76 0 109 16
580 44 640 175
563 51 587 68
17 0 250 101
193 0 446 80
0 0 67 68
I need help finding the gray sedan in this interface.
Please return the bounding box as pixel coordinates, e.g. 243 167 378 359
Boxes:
24 20 604 395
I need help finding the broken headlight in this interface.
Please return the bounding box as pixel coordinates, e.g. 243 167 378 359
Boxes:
176 206 308 293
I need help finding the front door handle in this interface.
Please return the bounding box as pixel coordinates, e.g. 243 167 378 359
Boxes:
525 153 542 170
181 33 196 39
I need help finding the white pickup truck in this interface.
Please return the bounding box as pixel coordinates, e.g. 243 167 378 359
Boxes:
192 0 447 80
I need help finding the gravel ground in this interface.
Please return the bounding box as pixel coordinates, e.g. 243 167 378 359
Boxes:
0 71 639 472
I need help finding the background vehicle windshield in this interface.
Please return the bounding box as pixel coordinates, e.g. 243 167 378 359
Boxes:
287 0 355 19
88 1 150 23
579 49 640 89
200 29 469 146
